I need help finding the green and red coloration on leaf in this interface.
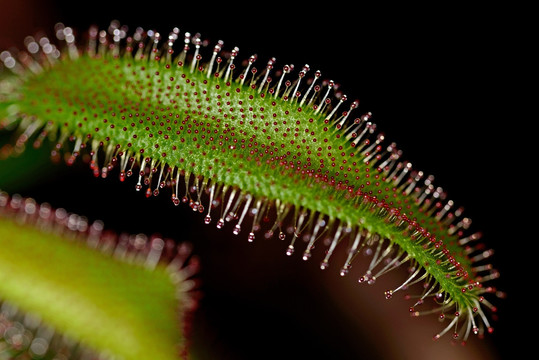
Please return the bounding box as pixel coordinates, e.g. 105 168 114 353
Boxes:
0 21 500 344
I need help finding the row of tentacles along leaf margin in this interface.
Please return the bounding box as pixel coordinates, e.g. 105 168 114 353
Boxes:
0 21 502 343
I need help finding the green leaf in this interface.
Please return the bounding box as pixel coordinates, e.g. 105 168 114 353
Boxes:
0 193 190 360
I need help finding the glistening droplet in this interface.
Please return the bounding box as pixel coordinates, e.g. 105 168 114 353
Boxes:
216 218 225 229
286 245 294 256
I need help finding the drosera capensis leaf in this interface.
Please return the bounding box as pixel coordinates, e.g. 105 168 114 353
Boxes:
0 20 502 343
0 191 199 359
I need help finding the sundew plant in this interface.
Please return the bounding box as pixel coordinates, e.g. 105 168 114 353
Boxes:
0 18 503 360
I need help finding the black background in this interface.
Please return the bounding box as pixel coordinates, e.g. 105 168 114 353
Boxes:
1 1 525 359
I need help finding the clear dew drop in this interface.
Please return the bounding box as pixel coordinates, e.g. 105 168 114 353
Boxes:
101 167 108 178
320 259 329 270
29 338 49 357
232 224 241 235
248 232 255 242
358 272 376 285
216 218 225 229
204 215 211 224
279 232 285 240
302 250 311 261
286 245 294 256
225 212 235 222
